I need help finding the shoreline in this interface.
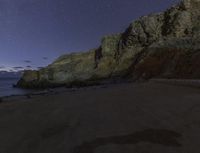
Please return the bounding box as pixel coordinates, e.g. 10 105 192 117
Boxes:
0 81 128 102
1 78 200 102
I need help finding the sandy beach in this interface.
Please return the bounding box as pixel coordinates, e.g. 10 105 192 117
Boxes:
0 81 200 153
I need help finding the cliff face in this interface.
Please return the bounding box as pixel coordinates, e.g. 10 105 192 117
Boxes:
17 0 200 88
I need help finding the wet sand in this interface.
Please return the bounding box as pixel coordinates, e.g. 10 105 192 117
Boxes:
0 81 200 153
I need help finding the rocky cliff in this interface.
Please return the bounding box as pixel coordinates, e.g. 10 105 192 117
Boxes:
17 0 200 88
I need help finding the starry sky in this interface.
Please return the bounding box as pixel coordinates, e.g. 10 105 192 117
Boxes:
0 0 180 71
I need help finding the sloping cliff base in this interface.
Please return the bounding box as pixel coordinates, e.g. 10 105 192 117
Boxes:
1 81 200 153
17 0 200 88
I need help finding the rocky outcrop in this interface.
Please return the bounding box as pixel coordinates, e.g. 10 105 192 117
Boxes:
17 0 200 88
131 43 200 80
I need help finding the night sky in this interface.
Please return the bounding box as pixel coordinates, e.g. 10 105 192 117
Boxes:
0 0 179 71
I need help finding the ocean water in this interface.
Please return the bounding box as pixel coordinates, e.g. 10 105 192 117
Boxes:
0 77 31 97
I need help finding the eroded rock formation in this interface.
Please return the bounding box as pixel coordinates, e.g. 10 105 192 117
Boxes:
17 0 200 88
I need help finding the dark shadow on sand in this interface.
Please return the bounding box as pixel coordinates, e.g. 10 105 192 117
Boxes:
73 129 182 153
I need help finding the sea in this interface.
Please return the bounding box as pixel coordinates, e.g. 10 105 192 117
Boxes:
0 77 32 97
